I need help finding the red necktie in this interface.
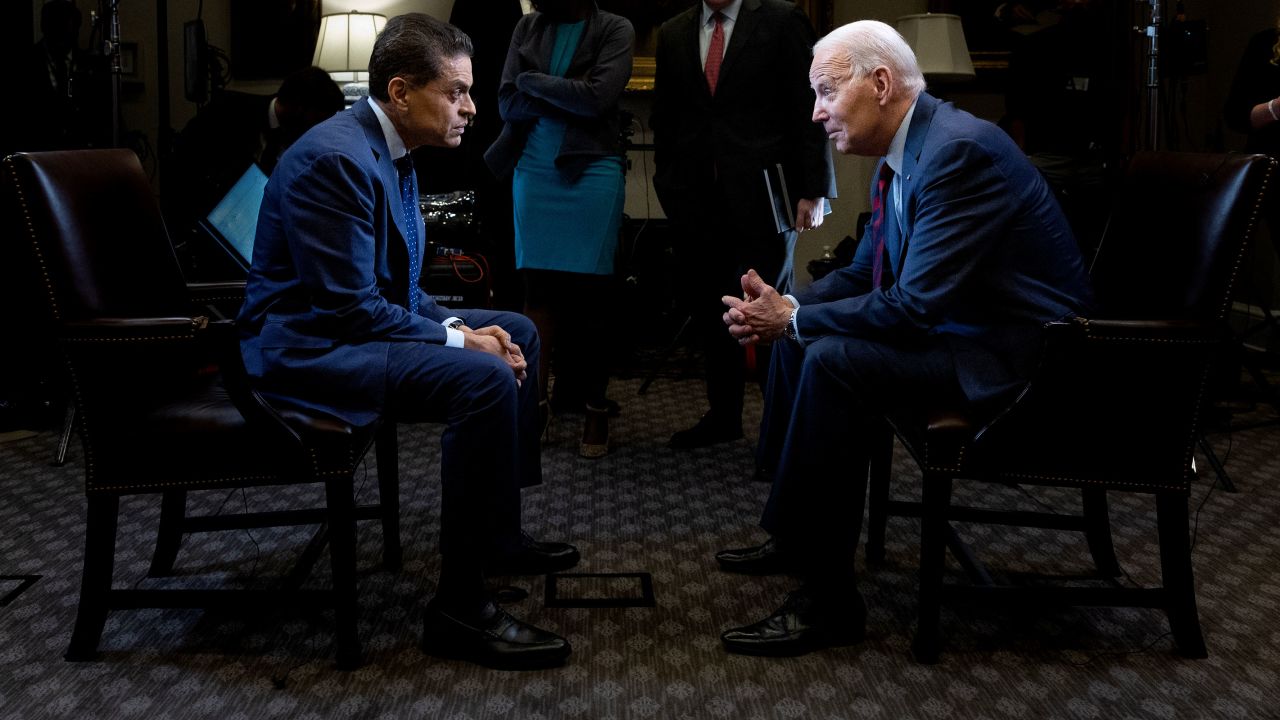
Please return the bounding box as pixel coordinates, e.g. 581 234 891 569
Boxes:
869 162 895 288
705 12 725 95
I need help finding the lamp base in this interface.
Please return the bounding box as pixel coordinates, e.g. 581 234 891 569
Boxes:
341 81 370 105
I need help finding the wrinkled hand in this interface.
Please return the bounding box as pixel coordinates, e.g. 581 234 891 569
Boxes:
721 269 795 346
795 197 826 232
463 325 528 385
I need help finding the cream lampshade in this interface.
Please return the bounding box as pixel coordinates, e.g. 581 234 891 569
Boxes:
896 13 975 83
312 11 388 90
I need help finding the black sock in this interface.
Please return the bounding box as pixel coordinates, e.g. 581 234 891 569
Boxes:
434 555 486 614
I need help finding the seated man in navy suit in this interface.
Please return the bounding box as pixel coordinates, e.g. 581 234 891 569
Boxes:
715 20 1094 656
238 14 576 670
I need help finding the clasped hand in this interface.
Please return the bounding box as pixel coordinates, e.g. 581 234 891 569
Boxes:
462 325 528 385
721 269 795 346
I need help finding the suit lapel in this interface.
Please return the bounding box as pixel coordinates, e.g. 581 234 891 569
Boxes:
894 92 940 280
565 7 596 75
354 100 411 249
675 7 705 96
533 14 558 70
718 0 762 85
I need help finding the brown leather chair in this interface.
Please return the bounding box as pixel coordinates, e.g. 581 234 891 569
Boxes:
2 149 402 670
866 151 1275 662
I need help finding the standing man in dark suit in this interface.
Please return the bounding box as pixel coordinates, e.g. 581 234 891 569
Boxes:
238 14 578 670
652 0 836 449
714 20 1093 656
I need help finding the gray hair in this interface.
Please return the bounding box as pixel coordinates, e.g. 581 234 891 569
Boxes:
814 20 925 100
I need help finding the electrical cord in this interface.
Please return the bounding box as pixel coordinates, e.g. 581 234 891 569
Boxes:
1065 630 1175 667
1190 430 1229 552
239 488 262 582
269 455 370 689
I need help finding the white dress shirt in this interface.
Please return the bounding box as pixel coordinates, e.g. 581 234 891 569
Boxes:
700 0 743 69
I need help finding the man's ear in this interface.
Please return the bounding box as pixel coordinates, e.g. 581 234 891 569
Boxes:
871 66 894 105
385 77 409 108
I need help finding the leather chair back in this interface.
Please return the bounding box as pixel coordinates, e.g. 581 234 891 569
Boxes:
1091 152 1272 323
5 150 191 323
970 152 1274 491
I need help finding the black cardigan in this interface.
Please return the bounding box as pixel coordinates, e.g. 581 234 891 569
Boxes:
484 6 635 181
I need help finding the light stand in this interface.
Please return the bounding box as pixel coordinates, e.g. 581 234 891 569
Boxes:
1141 0 1160 151
91 0 124 148
107 0 122 148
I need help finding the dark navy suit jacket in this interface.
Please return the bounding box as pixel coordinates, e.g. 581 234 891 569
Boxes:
651 0 835 234
793 92 1094 407
238 100 453 425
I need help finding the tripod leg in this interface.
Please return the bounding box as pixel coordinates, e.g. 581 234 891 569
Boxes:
638 315 692 395
54 402 75 467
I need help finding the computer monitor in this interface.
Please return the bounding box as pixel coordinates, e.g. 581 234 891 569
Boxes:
200 163 269 272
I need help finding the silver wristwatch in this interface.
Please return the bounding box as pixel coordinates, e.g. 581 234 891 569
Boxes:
783 309 798 342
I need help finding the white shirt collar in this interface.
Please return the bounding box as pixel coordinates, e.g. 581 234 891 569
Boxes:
702 0 742 26
367 97 409 161
884 98 918 176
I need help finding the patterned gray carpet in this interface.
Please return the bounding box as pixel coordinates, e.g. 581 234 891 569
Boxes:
2 374 1279 719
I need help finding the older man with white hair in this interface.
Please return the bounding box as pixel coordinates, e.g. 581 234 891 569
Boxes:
715 20 1094 657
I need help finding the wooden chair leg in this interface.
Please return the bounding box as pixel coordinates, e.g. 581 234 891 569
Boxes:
1081 488 1121 578
325 477 363 671
148 490 187 577
66 495 120 661
865 424 894 565
912 472 952 664
1156 492 1208 658
374 424 402 572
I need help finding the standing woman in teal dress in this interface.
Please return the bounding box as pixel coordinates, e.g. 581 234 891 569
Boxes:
486 0 634 458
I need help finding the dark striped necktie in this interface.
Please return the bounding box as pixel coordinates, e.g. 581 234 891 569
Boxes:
869 162 895 289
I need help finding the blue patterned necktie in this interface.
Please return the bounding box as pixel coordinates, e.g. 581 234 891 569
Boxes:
395 155 421 314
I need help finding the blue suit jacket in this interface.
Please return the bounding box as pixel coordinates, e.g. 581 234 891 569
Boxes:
238 100 453 425
793 93 1094 407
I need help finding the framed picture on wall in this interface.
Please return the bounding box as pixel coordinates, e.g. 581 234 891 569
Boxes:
230 0 323 80
119 42 138 77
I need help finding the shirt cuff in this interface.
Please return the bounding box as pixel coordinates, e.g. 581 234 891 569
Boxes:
442 316 465 349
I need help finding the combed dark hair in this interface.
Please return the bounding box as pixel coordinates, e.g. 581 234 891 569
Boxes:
368 13 474 102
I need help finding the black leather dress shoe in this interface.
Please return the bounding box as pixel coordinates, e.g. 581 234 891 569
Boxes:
715 538 791 575
422 600 571 670
721 587 865 657
487 531 581 575
669 415 743 449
